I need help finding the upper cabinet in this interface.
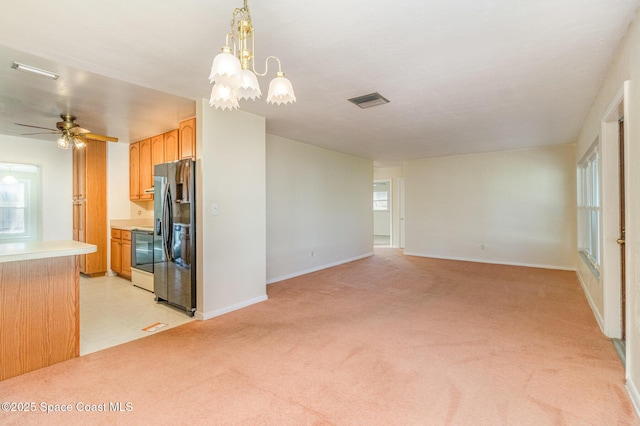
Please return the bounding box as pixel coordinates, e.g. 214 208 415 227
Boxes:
129 142 140 200
164 129 179 163
129 138 153 201
151 134 164 166
139 138 153 200
179 118 196 160
129 118 196 201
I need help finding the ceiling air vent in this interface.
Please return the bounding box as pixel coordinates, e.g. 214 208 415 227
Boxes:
348 92 390 109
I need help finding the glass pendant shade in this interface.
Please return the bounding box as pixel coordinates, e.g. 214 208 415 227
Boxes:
209 82 239 111
266 73 296 105
209 48 242 87
57 134 70 149
237 69 262 100
73 137 86 149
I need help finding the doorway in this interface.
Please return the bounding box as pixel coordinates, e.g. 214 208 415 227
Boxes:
373 180 392 246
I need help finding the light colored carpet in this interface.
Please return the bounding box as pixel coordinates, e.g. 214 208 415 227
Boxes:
0 248 636 425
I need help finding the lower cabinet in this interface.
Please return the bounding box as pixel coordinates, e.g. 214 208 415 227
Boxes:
110 228 132 280
122 231 132 278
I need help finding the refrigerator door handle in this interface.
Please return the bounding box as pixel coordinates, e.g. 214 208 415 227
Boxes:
162 184 174 260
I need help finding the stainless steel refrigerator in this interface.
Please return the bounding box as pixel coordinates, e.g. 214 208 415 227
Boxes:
153 159 196 316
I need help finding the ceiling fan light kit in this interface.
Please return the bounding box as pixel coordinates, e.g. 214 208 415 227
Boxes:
209 0 295 110
56 134 86 150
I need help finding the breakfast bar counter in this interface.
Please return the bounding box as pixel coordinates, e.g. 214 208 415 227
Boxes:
0 240 96 381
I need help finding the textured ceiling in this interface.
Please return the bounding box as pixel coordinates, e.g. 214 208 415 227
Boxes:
0 0 638 161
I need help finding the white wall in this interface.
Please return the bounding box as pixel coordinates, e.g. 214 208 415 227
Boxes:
573 10 640 410
196 100 267 319
0 134 72 240
266 134 373 283
404 144 577 269
107 142 131 220
106 142 135 271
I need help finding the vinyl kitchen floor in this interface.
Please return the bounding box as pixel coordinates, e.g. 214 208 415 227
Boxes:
79 274 194 355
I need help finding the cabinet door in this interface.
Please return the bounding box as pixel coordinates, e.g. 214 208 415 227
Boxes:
164 129 179 162
129 142 140 200
72 145 86 200
151 134 164 166
74 201 86 273
73 201 85 242
139 138 153 200
179 118 196 159
122 241 132 278
111 238 122 274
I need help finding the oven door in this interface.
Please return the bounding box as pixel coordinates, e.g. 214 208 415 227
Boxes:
131 230 154 273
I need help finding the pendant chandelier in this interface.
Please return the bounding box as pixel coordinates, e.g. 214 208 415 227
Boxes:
209 0 296 111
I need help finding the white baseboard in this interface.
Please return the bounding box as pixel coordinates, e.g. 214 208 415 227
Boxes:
576 268 606 334
403 251 577 272
267 252 374 285
195 294 268 320
626 378 640 418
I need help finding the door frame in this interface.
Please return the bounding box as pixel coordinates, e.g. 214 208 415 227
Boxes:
601 82 629 347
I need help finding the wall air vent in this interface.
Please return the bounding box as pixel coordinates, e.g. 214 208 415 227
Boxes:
348 92 390 109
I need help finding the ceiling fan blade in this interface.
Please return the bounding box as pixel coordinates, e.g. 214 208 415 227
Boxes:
81 133 119 143
15 123 58 131
69 126 91 135
21 132 60 136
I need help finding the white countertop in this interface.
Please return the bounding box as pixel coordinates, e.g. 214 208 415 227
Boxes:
0 240 97 263
110 219 154 231
113 225 154 232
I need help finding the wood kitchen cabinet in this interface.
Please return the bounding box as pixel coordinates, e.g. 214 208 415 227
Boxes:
129 120 195 200
151 134 164 166
73 139 107 276
129 142 140 200
179 118 196 159
110 228 131 279
130 138 153 201
139 138 153 200
122 230 132 278
110 229 122 275
164 129 179 162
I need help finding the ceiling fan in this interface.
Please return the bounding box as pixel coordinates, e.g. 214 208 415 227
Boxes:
15 114 118 149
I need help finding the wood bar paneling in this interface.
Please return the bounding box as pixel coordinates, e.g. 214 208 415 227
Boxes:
0 256 79 381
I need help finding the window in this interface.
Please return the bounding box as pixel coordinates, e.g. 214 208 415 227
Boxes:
577 142 600 274
0 163 40 242
373 181 390 211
